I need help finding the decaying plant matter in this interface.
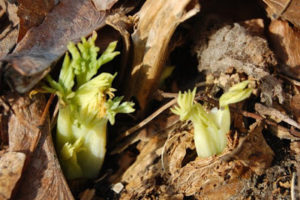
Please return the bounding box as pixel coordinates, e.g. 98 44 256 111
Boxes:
1 0 300 199
124 0 200 112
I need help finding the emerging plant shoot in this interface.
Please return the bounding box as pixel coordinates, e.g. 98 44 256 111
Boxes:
171 81 252 157
44 32 135 179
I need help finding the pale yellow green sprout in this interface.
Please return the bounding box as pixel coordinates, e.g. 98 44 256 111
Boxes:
171 81 252 157
44 32 135 179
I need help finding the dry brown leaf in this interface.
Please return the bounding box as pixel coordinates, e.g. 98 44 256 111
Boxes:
268 124 300 140
0 151 26 200
124 0 200 112
0 93 73 199
221 122 274 175
17 0 57 41
15 119 74 200
2 0 118 93
263 0 300 28
106 13 133 87
269 19 300 79
0 1 18 58
7 94 44 154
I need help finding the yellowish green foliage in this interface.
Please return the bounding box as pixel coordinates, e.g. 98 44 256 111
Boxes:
44 32 135 179
171 81 252 157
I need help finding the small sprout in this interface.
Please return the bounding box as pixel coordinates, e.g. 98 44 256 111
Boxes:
171 81 253 158
45 32 135 179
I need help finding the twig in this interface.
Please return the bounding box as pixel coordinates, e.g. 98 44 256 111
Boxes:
39 93 55 127
50 101 59 131
255 103 300 129
279 74 300 86
120 98 177 139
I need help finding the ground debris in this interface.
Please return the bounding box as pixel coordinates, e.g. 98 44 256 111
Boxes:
15 117 74 200
124 0 200 112
116 119 274 199
0 0 18 59
1 0 299 199
269 19 300 79
262 0 300 29
0 93 74 200
255 103 300 129
291 94 300 123
259 75 285 105
0 151 26 200
193 20 277 80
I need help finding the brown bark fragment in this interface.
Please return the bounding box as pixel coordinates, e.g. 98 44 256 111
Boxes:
0 114 8 147
0 151 26 200
269 20 300 79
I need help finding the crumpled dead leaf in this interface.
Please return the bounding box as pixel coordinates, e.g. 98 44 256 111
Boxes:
2 0 119 93
124 0 200 112
0 1 18 59
7 94 44 154
15 118 74 200
17 0 57 41
0 151 26 200
1 93 74 199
